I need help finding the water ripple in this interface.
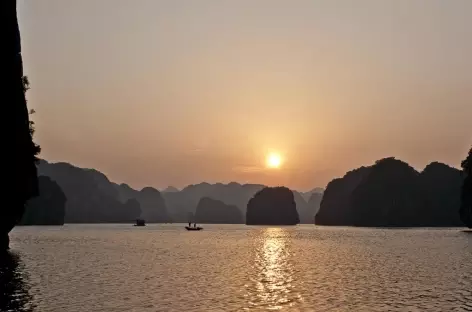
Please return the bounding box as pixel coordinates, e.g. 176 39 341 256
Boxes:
4 224 472 311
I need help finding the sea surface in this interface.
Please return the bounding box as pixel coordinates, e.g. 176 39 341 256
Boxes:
3 224 472 312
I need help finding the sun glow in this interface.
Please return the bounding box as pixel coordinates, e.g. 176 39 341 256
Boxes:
266 153 282 169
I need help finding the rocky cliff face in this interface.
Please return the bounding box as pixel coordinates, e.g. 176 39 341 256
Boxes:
246 187 299 225
195 197 243 224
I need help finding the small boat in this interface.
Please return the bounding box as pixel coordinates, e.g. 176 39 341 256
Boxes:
185 226 203 231
134 219 146 226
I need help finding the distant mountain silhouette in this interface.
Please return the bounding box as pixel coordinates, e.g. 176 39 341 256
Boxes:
316 157 466 227
293 191 317 224
162 186 179 193
194 197 243 224
162 182 322 224
20 176 66 225
38 160 141 223
460 148 472 228
35 159 322 225
114 184 170 223
246 187 299 225
163 182 265 222
307 192 324 223
300 187 324 201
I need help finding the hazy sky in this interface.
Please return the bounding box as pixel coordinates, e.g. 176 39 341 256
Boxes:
19 0 471 191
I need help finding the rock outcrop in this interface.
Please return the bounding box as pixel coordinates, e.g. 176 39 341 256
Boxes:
246 187 299 225
195 197 243 224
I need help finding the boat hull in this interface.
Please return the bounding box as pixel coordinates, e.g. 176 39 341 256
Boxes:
185 226 203 231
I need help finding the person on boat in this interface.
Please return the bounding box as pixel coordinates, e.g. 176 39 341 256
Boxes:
188 222 191 227
193 223 196 228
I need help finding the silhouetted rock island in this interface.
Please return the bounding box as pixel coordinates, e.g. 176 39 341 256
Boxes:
246 187 299 225
195 197 243 224
316 157 467 227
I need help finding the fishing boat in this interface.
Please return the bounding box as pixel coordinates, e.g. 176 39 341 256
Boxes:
134 219 146 226
185 222 203 231
185 226 203 231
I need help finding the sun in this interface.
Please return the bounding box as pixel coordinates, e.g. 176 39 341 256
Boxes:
266 153 282 169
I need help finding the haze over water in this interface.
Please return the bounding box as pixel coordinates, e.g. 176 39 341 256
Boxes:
7 225 472 311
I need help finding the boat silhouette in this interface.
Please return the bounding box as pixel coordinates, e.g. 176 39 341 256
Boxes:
185 226 203 231
134 219 146 226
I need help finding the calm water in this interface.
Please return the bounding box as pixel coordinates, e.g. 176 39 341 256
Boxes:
3 225 472 311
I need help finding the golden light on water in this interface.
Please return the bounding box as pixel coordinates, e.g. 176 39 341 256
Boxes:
245 228 302 310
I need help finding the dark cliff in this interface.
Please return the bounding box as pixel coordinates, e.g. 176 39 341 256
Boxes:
246 187 299 225
2 0 39 249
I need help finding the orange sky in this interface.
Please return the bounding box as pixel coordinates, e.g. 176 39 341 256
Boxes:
19 0 472 191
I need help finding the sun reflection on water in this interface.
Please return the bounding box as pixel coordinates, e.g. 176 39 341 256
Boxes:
245 228 302 310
